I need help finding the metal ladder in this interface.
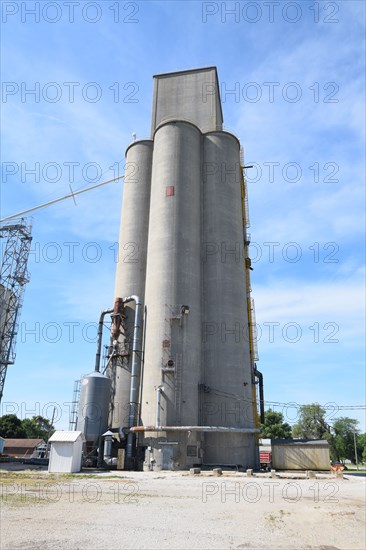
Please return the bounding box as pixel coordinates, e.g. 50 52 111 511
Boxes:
69 378 81 430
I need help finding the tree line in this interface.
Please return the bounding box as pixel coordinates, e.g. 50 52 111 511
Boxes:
0 405 365 464
0 414 55 442
260 403 366 464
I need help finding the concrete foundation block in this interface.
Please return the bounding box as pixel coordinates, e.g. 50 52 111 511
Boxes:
246 469 253 477
307 470 316 479
213 468 222 476
271 469 277 478
190 468 201 475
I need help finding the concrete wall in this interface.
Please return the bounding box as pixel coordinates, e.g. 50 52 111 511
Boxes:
141 121 202 469
151 67 223 136
113 68 259 470
111 140 153 429
202 132 256 467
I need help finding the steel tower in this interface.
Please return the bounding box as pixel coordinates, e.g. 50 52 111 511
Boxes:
0 218 32 402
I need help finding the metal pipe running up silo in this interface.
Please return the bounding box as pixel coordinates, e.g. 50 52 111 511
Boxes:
130 426 260 433
95 309 114 372
254 367 265 424
124 295 143 466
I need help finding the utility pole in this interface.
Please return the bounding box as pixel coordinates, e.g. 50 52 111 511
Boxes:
353 431 359 470
45 407 57 459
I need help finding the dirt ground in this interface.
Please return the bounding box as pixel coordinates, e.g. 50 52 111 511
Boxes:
0 466 365 550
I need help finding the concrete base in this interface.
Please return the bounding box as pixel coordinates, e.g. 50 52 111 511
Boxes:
203 432 259 469
117 449 125 470
142 432 202 471
140 431 259 471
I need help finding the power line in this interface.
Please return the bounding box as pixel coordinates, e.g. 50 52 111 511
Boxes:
263 401 366 410
0 175 124 223
207 390 365 410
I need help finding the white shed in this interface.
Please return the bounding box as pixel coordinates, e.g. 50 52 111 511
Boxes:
48 431 85 473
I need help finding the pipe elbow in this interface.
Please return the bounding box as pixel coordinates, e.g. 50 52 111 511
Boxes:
125 295 142 306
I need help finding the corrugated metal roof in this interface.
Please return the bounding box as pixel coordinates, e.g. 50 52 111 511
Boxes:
4 438 44 448
49 431 85 443
272 439 329 446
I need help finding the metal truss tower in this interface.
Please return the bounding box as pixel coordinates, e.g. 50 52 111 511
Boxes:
0 218 32 402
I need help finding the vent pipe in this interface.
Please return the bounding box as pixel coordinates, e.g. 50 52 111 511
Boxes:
254 366 265 424
95 309 113 372
123 295 143 467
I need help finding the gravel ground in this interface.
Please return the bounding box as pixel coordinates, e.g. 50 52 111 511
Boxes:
1 467 365 550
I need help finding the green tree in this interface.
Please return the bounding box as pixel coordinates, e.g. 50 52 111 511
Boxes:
292 404 330 439
0 414 26 438
21 416 55 442
260 409 292 439
357 433 366 464
332 417 360 463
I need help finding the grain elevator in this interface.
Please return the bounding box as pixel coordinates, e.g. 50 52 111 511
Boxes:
76 67 262 471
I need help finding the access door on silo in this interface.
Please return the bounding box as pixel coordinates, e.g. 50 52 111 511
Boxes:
162 444 174 470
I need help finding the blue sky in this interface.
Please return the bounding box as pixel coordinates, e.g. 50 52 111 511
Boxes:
1 0 365 431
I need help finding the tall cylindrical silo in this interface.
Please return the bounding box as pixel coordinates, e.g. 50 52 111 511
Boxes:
202 131 257 467
141 121 202 469
110 140 153 430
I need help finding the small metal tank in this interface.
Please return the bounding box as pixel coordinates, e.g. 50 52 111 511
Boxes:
77 372 111 451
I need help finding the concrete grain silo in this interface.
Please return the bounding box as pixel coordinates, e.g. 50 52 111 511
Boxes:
110 140 153 430
109 67 261 471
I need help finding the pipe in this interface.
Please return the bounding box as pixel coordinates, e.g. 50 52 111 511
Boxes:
103 437 113 463
111 297 124 340
156 386 164 427
130 426 260 433
255 368 265 424
123 295 143 465
95 308 114 372
102 348 117 375
138 305 148 426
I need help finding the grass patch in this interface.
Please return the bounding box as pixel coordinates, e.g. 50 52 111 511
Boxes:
0 491 52 507
0 471 127 482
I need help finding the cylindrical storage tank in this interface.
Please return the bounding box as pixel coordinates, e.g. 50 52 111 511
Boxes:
77 372 111 452
141 121 202 469
202 132 256 467
111 140 153 430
